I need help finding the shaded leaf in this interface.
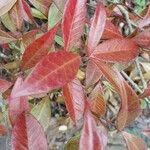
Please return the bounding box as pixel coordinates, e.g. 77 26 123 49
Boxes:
0 124 7 136
15 50 80 97
140 81 150 98
21 25 57 70
0 30 16 44
28 0 52 16
122 131 147 150
63 78 85 122
0 79 12 93
0 0 17 17
87 3 106 55
92 60 140 130
79 108 107 150
91 38 139 63
133 28 150 49
8 77 29 125
138 6 150 28
31 96 51 131
102 20 122 39
48 0 66 29
11 112 48 150
62 0 87 50
90 83 106 118
86 60 101 88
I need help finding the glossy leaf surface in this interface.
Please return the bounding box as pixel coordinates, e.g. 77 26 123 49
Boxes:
91 38 139 63
11 112 48 150
63 78 85 122
16 50 80 97
87 3 106 55
21 25 57 70
62 0 87 50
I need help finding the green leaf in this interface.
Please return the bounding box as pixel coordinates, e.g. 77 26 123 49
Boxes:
55 35 64 46
31 8 47 20
31 96 51 131
64 134 80 150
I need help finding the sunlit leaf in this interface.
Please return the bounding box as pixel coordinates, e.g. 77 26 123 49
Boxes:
21 25 57 70
122 131 147 150
87 3 106 55
91 38 139 63
15 50 80 97
11 112 48 150
31 96 51 131
31 8 47 20
63 78 85 122
0 79 12 93
8 77 29 125
0 0 17 17
62 0 87 50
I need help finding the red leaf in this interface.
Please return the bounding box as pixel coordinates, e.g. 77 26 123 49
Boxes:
21 29 39 48
8 77 29 125
87 3 106 55
21 25 57 70
0 79 12 93
86 60 102 88
62 0 87 50
10 0 33 30
0 124 7 136
11 112 48 150
92 60 140 130
102 20 123 39
122 132 147 150
133 28 150 49
15 50 80 97
63 78 85 122
79 109 107 150
91 38 139 63
140 81 150 98
138 6 150 28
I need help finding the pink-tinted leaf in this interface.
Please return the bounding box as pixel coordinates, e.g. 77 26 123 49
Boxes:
28 0 52 16
10 0 33 30
8 77 29 125
133 28 150 49
138 6 150 28
92 60 140 130
142 129 150 137
15 50 80 97
11 112 48 150
0 0 17 17
122 132 147 150
140 81 150 98
79 108 107 150
87 3 106 55
62 0 87 50
21 29 39 48
21 25 57 70
86 60 101 88
91 38 139 63
0 79 12 93
102 20 123 39
0 124 7 136
0 30 16 44
89 83 106 118
63 78 85 122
